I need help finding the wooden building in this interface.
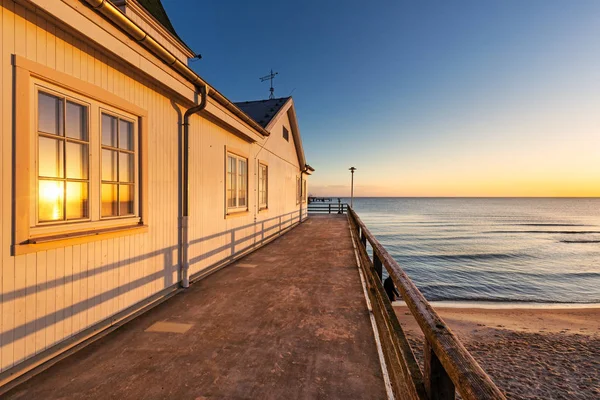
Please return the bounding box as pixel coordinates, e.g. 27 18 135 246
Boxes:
0 0 312 385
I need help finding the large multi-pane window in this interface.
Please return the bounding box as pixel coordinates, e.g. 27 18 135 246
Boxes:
34 84 139 229
258 163 268 210
37 91 90 223
226 152 248 212
101 113 136 217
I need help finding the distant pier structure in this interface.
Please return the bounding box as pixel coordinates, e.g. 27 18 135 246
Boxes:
308 196 334 203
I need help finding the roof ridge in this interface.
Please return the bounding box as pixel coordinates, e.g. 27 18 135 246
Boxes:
233 97 291 128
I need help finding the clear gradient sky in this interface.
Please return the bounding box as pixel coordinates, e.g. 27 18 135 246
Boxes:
163 0 600 197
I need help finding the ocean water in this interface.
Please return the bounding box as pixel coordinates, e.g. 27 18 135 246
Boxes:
344 198 600 304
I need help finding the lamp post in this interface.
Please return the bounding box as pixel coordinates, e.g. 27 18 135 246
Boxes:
349 167 356 208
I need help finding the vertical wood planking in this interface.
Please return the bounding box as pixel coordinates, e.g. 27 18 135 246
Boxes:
98 240 105 323
13 256 26 365
54 249 67 344
80 243 88 332
24 253 36 362
34 251 46 353
71 244 81 333
45 20 55 69
35 13 45 65
44 249 56 349
86 242 95 327
60 247 71 341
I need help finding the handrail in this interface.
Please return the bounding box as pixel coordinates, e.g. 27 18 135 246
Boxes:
347 207 506 400
307 202 348 214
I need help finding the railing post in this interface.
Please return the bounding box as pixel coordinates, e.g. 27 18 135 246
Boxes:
424 340 455 400
360 229 367 247
373 253 382 282
328 204 331 214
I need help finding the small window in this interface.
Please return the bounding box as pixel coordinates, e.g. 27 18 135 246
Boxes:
296 176 300 204
258 163 268 210
227 152 248 213
283 126 289 142
303 179 307 203
101 113 136 218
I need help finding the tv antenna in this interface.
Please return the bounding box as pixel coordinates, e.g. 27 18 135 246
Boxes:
260 69 278 99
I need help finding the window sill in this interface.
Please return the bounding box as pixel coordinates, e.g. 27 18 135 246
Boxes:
225 210 250 219
13 224 148 256
258 207 268 214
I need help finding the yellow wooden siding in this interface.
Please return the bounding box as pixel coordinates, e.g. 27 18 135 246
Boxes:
0 1 305 374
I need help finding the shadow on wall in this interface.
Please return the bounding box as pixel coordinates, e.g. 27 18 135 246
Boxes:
0 209 304 368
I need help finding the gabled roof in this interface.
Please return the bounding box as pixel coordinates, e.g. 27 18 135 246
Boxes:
236 97 312 173
234 97 291 128
137 0 190 51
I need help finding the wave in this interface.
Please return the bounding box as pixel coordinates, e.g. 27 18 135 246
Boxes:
486 230 600 234
514 223 591 227
560 240 600 244
397 253 522 261
423 296 600 304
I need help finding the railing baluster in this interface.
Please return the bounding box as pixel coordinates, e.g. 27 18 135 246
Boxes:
424 340 455 400
373 252 383 282
328 204 331 214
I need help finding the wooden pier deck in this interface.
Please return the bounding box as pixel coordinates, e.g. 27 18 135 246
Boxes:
3 216 388 399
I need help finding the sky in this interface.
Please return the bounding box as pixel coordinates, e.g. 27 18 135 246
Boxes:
163 0 600 197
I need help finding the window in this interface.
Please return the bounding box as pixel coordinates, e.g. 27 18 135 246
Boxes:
37 92 90 223
226 152 248 212
283 126 289 142
101 113 136 218
296 176 300 204
258 163 268 210
14 57 148 254
32 83 139 231
303 179 307 203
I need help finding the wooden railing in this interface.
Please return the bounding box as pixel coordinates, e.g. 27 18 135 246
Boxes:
347 207 506 400
307 202 348 214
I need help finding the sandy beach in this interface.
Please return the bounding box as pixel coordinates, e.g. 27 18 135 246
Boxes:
394 305 600 400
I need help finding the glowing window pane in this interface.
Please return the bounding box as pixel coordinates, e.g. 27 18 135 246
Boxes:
238 159 247 207
38 136 64 178
119 152 134 183
39 180 64 222
102 149 118 181
119 184 134 215
101 184 118 217
38 92 62 135
101 114 118 147
119 120 133 150
66 181 89 219
227 156 236 208
66 142 88 179
66 102 87 140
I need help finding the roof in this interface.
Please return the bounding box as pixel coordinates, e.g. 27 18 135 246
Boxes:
137 0 191 52
234 97 291 128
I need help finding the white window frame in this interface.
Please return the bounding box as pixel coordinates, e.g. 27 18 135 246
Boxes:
29 79 141 238
258 161 268 210
226 151 248 214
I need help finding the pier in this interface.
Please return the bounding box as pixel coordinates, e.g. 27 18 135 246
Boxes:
3 213 504 399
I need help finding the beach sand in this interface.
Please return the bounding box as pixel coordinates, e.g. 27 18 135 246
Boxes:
393 306 600 400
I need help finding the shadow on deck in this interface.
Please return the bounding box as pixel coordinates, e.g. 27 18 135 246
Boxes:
4 215 387 399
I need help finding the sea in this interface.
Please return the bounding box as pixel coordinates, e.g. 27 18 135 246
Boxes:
342 197 600 304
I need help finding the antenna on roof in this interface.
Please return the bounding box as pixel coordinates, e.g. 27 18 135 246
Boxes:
259 69 278 99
